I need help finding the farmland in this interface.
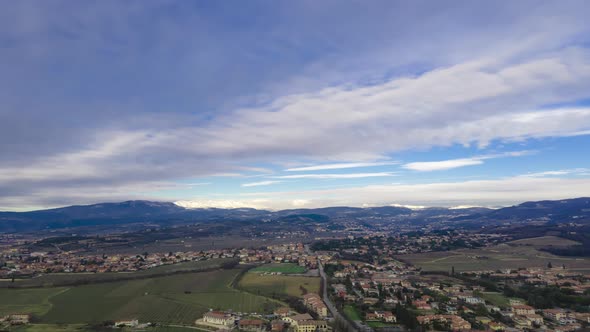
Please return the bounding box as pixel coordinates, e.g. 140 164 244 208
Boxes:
238 272 320 299
2 258 235 288
398 237 590 272
0 268 276 325
249 263 306 274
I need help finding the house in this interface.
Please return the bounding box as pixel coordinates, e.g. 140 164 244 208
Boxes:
274 307 291 317
366 313 379 321
375 311 396 323
239 319 265 331
283 313 313 326
294 320 329 332
413 300 431 310
488 321 506 331
115 319 139 327
271 320 286 332
511 304 535 316
202 311 235 327
8 314 30 325
302 294 328 317
542 308 566 321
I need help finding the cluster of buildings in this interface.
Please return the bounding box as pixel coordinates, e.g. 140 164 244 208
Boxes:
199 308 330 332
323 254 590 331
0 241 324 278
236 243 318 269
0 314 30 327
0 248 237 278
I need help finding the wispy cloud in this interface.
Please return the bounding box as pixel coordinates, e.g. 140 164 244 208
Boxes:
241 180 282 187
522 168 590 177
403 151 534 172
285 161 398 172
273 172 397 179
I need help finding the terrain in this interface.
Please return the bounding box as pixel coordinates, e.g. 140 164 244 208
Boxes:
398 236 590 272
0 268 276 325
2 198 589 234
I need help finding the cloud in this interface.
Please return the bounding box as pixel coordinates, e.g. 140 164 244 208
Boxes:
1 2 590 209
403 150 534 171
273 172 398 179
285 161 398 172
241 180 282 187
522 168 590 177
174 199 271 210
235 176 590 209
403 158 484 171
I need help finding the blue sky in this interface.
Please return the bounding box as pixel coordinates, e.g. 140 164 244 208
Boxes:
1 1 590 210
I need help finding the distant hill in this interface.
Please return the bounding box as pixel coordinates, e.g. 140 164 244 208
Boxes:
1 197 589 233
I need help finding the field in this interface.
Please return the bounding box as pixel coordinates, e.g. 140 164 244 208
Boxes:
238 272 320 299
1 258 234 288
398 237 590 272
479 292 510 307
0 268 277 325
0 288 68 316
12 324 201 332
249 263 306 274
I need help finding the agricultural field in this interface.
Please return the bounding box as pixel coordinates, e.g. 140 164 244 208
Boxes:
398 238 590 272
1 258 234 288
0 268 276 325
0 287 68 317
238 272 320 299
249 263 306 274
11 324 201 332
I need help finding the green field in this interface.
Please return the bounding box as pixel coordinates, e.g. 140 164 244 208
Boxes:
367 321 398 328
398 239 590 272
479 292 510 307
0 268 276 325
11 324 203 332
249 263 306 274
0 287 68 316
1 258 234 288
343 305 362 321
238 273 320 299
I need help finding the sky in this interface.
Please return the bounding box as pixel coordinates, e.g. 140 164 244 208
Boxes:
1 0 590 211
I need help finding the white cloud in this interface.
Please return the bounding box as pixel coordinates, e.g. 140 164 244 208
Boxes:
286 161 398 172
402 150 533 171
241 180 282 187
403 158 484 171
174 199 271 210
235 176 590 209
522 168 590 177
273 172 397 179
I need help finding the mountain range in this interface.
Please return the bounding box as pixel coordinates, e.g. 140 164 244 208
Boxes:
0 197 589 233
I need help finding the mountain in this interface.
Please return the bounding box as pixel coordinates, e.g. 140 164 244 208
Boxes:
1 198 589 233
480 197 590 223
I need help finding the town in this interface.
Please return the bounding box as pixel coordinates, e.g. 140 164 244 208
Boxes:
2 230 590 332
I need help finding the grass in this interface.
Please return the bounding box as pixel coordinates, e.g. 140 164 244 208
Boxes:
367 321 397 328
479 292 510 307
0 269 276 325
11 324 87 332
0 287 68 316
249 263 306 274
398 240 590 272
2 258 234 288
12 325 202 332
343 305 362 321
238 273 320 299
